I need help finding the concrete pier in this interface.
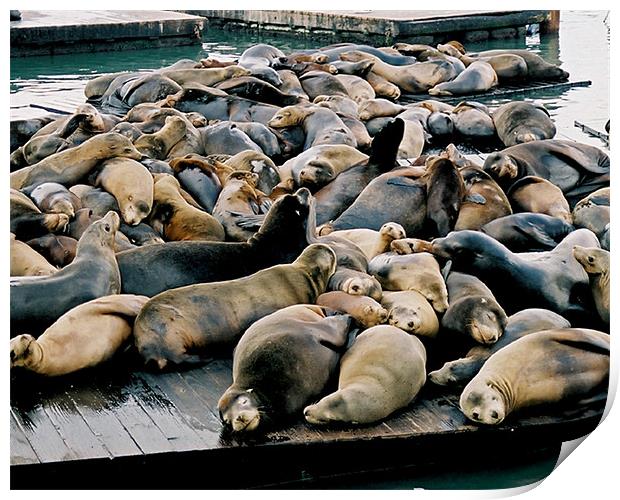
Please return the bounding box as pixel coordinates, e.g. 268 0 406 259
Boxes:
10 10 205 57
188 10 553 44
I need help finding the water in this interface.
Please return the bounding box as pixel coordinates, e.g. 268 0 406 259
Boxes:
10 11 610 151
8 10 610 489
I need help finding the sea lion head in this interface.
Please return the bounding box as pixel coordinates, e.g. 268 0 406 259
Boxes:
225 66 252 79
295 243 337 281
218 388 263 433
427 112 454 136
443 296 507 344
573 245 608 275
388 305 422 334
76 103 106 133
23 135 70 165
341 274 383 301
460 379 506 425
186 112 207 128
362 304 389 327
95 132 142 161
431 230 500 266
267 105 310 128
10 334 40 369
483 152 519 181
380 222 407 242
111 122 143 141
304 392 352 425
43 213 70 233
121 196 152 227
298 161 334 188
80 210 120 252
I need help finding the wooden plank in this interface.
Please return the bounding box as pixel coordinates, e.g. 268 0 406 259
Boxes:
10 413 40 465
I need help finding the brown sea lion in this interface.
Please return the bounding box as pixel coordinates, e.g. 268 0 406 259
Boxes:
573 246 609 325
10 295 149 376
133 244 337 368
160 66 251 87
334 74 376 103
319 223 406 261
26 234 77 268
10 234 57 277
219 304 351 432
316 291 388 328
133 116 188 160
460 328 608 425
429 61 498 96
507 176 572 223
424 156 466 237
381 290 439 338
364 71 401 100
304 325 426 426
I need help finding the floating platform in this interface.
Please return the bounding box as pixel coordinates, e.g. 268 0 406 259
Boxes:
189 10 554 44
10 357 604 489
10 10 206 57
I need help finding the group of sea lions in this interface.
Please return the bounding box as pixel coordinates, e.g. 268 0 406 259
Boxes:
9 41 609 433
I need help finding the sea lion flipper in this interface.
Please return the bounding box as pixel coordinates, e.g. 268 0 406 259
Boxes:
317 314 354 350
230 212 266 230
554 334 610 356
515 222 558 249
368 118 405 172
465 193 486 205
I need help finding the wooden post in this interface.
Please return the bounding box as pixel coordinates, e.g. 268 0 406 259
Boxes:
541 10 560 33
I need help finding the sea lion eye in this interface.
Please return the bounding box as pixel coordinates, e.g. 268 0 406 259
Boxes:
588 256 595 263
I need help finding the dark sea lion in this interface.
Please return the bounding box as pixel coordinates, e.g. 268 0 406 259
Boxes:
228 122 281 157
455 166 512 231
10 189 69 240
120 222 164 246
328 167 426 235
238 44 284 86
429 61 498 96
363 116 394 136
219 304 351 432
214 75 302 107
460 328 608 425
168 155 222 213
70 185 120 218
200 121 262 155
480 213 575 252
27 182 82 218
10 212 121 336
492 101 556 146
12 132 142 190
11 116 57 152
573 246 609 325
117 188 315 296
22 134 70 166
111 122 143 141
423 157 466 237
429 308 571 387
140 158 175 175
95 157 154 225
10 234 57 277
482 139 610 207
507 175 572 223
10 295 149 377
441 272 508 345
26 234 77 268
451 101 496 139
304 324 426 426
133 244 336 369
471 49 569 80
277 69 309 100
314 118 404 225
427 112 454 136
430 228 600 322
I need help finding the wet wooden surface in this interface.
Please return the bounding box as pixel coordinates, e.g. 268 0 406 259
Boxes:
10 355 605 489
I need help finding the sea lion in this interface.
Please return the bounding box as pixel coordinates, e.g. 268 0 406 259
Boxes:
133 116 189 160
223 150 280 194
314 95 360 119
573 246 609 325
470 49 569 80
482 139 610 207
317 222 406 261
200 121 262 156
320 44 417 65
10 212 121 336
70 185 120 217
304 325 426 425
395 119 425 160
10 234 57 277
120 222 164 246
455 166 512 230
429 308 571 387
117 188 315 296
381 290 439 338
492 101 556 146
330 59 375 77
10 295 149 376
429 61 498 96
357 99 406 121
460 328 608 425
276 69 309 100
334 74 376 103
12 132 142 190
10 211 69 242
338 114 372 151
451 101 496 139
168 155 222 213
214 76 302 107
459 53 528 81
95 157 154 226
442 272 508 345
26 234 77 268
299 70 349 101
11 116 57 152
327 167 426 234
26 182 82 218
21 134 69 166
368 252 449 313
278 144 368 190
430 228 600 322
160 65 251 88
149 174 225 242
424 157 466 237
480 213 575 252
268 105 356 149
227 122 281 157
389 237 433 255
219 304 351 432
133 244 336 368
572 188 610 243
427 112 454 136
364 71 401 100
507 176 572 223
316 291 388 328
238 44 284 86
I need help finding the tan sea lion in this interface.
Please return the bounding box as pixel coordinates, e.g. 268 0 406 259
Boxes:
27 182 82 218
573 246 609 324
459 53 528 81
218 304 352 432
358 99 406 121
451 101 496 139
390 238 433 255
318 223 406 261
150 174 225 242
381 290 439 338
316 291 388 328
223 150 280 194
133 116 187 160
429 61 498 96
314 95 360 119
160 66 251 87
10 234 57 277
507 175 572 223
11 132 142 190
572 188 610 246
397 119 425 159
10 294 149 376
364 71 401 100
334 74 376 103
460 328 609 425
95 157 154 226
213 172 264 241
470 49 569 80
133 244 337 369
368 252 449 313
304 325 426 425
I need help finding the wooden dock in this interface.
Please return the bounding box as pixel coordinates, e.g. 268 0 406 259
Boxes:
10 355 604 489
10 10 205 57
189 10 554 44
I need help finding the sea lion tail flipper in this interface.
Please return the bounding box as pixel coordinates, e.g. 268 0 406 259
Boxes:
229 212 266 230
368 118 405 172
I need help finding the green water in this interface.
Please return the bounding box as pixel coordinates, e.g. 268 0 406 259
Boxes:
7 10 610 489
